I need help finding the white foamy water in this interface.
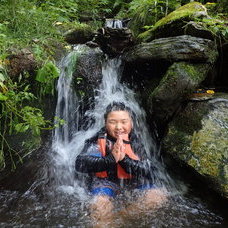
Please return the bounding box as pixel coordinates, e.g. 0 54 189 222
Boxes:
105 19 123 28
51 52 179 195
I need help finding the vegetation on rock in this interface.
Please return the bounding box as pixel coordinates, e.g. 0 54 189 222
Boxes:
164 96 228 197
138 1 228 42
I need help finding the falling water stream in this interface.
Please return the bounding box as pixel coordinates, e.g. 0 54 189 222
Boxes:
0 46 226 227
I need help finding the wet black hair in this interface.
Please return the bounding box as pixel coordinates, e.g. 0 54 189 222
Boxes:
104 101 134 122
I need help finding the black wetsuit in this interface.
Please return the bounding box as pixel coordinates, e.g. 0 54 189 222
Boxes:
75 129 157 191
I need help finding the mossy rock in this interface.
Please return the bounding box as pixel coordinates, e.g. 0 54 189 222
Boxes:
64 24 94 44
123 35 217 64
163 94 228 198
72 45 104 98
139 2 208 42
146 62 211 127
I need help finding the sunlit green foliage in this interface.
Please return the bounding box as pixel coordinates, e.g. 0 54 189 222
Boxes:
138 1 228 42
37 0 79 21
126 0 181 35
0 1 58 38
36 61 60 96
201 17 228 41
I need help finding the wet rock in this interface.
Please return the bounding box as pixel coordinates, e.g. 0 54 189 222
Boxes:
86 41 100 48
64 26 94 44
163 94 228 198
0 143 49 191
73 45 104 96
216 43 228 88
123 35 218 64
139 2 209 42
7 49 37 79
145 62 213 137
122 35 218 139
95 27 134 56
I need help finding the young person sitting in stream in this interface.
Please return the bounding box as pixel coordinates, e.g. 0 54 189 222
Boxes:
75 102 167 227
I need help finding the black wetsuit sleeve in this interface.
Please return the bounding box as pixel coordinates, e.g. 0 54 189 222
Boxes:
118 156 156 179
75 134 116 174
75 153 116 173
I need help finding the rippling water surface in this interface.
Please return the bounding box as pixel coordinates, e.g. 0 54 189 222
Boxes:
0 188 225 227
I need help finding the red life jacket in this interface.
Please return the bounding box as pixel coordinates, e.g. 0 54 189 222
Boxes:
95 137 139 179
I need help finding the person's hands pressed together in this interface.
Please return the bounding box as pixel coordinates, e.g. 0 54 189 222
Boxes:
112 134 125 162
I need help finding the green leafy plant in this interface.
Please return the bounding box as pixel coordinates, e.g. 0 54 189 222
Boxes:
201 17 228 41
0 64 54 170
35 61 60 96
128 0 180 35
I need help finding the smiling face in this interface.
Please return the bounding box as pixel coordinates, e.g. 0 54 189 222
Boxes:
105 110 133 139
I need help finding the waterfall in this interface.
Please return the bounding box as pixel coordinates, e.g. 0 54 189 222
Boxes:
53 52 78 145
50 46 85 189
50 50 176 194
105 19 124 29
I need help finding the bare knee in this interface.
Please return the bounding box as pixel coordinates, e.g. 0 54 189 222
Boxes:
90 195 114 216
143 188 168 208
90 195 114 227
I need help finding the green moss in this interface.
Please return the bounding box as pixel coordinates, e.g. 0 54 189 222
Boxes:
165 126 193 159
165 97 228 196
154 2 206 30
188 114 228 193
138 2 207 41
150 62 208 101
65 22 94 34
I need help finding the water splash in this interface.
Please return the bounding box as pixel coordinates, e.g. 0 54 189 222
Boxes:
51 55 178 194
50 46 86 189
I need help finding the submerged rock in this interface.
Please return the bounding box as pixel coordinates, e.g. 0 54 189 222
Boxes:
163 94 228 198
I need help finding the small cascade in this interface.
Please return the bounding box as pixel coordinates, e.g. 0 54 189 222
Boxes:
51 55 176 193
105 19 124 29
95 18 133 56
50 46 85 188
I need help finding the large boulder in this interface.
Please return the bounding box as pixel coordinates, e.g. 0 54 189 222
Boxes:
146 62 213 137
163 94 228 198
139 2 210 42
122 35 218 138
123 35 217 63
7 49 37 79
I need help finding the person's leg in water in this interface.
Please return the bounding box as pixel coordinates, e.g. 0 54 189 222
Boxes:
90 194 114 228
139 187 168 210
89 180 119 228
119 184 168 219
